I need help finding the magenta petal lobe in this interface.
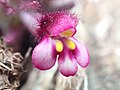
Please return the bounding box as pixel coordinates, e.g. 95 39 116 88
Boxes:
71 38 90 67
32 36 57 70
58 50 78 77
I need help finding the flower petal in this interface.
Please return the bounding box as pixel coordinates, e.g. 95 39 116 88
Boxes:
40 11 78 36
58 49 78 77
70 38 90 67
32 36 57 70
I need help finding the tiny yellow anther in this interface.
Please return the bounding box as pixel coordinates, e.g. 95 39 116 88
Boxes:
60 29 73 37
56 40 63 52
66 39 76 50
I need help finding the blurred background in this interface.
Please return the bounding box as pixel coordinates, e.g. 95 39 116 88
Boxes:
74 0 120 90
0 0 120 90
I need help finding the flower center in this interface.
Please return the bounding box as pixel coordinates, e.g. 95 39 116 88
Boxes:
56 40 63 52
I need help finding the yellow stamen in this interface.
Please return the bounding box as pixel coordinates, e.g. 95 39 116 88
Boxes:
60 29 73 37
56 40 63 52
66 39 76 50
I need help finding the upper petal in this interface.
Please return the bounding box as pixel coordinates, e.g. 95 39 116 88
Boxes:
70 38 90 67
40 11 78 36
58 49 78 77
32 36 57 70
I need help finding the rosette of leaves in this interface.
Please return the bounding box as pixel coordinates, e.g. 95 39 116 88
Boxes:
0 38 24 90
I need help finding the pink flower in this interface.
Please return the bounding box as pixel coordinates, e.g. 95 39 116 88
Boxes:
0 0 15 15
19 0 41 11
0 0 41 15
32 11 90 77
